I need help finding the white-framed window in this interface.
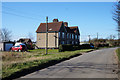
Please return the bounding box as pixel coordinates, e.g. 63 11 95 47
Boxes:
76 41 78 44
59 32 61 38
72 34 74 39
62 32 64 38
67 33 69 38
69 34 71 39
75 35 77 39
72 41 74 44
61 41 64 44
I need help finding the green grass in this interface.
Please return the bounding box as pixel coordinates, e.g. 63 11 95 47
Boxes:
116 48 120 61
28 49 59 54
2 49 94 79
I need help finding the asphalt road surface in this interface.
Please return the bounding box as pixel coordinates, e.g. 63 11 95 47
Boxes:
21 48 118 78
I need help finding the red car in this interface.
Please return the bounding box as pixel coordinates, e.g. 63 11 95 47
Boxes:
11 44 27 52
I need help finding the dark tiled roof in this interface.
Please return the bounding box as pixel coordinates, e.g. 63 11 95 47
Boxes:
69 26 80 34
65 27 74 33
18 38 32 43
36 21 63 33
36 20 80 35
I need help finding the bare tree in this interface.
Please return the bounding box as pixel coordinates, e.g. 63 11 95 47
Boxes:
113 1 120 39
0 29 2 42
0 28 12 42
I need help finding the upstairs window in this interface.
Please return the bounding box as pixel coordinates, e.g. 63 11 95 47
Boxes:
75 35 77 39
62 32 64 38
70 34 71 39
72 34 74 39
59 32 60 38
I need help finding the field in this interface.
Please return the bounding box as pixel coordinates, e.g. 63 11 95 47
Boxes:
2 49 94 79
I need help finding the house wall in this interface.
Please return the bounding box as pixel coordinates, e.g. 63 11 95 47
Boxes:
36 33 46 48
36 32 59 48
0 43 3 51
59 33 80 45
48 33 59 48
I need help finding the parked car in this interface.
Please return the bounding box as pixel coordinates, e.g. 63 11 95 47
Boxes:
81 43 94 49
11 43 27 52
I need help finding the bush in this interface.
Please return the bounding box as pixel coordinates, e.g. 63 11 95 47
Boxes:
59 44 74 52
26 44 35 50
59 44 95 52
73 45 81 50
94 43 109 48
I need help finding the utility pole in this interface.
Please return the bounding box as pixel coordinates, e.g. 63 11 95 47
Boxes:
88 35 90 43
97 33 98 40
45 16 48 55
118 32 120 39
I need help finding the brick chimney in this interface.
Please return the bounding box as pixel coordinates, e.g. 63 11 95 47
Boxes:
64 22 68 27
53 19 59 22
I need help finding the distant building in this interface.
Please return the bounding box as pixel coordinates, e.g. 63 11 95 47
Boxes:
0 41 15 51
18 38 32 45
36 19 80 48
18 38 33 49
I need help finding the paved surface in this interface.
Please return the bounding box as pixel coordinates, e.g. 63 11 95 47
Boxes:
21 48 118 78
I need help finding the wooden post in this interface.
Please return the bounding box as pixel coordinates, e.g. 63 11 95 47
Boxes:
45 16 48 55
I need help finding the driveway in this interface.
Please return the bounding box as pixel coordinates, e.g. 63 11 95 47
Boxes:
21 48 118 78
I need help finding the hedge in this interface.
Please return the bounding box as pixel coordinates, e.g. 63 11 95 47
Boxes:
59 44 74 52
59 44 94 52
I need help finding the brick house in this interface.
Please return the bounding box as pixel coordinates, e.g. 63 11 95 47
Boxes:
36 19 80 48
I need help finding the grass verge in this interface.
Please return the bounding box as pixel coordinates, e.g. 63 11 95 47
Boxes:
2 49 94 80
116 48 120 80
116 48 120 61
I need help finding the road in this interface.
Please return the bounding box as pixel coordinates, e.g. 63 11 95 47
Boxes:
21 48 118 78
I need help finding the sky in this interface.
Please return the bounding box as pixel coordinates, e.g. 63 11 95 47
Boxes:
1 2 119 41
0 0 117 2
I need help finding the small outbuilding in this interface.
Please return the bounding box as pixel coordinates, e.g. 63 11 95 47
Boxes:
0 41 15 51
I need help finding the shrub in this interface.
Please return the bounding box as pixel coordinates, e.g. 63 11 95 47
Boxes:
59 44 74 52
80 44 91 49
26 44 35 50
73 45 81 50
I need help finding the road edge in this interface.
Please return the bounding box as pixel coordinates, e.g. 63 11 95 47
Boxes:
114 48 119 80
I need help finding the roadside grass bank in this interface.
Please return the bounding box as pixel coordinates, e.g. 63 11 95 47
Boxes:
116 48 120 61
2 49 94 80
116 48 120 80
97 46 118 49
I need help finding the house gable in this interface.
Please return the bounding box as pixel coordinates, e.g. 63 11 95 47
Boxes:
69 26 80 35
59 22 67 33
36 21 63 33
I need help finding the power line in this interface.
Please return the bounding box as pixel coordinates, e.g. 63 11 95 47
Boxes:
2 11 41 21
2 5 44 17
2 5 46 21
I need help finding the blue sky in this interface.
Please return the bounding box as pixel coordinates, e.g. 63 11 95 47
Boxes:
2 2 118 41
